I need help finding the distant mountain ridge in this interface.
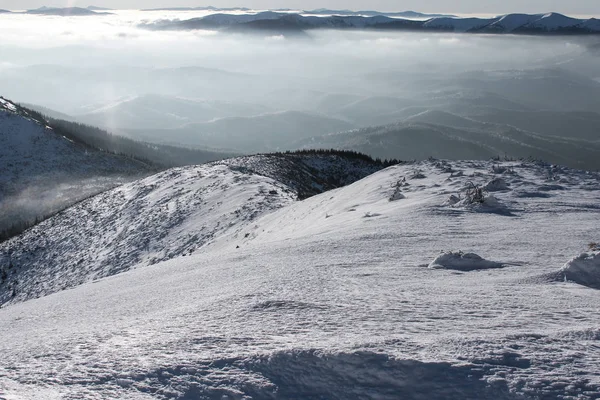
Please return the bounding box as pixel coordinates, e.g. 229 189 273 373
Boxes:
141 11 600 35
141 6 455 18
86 5 112 11
303 9 456 18
24 6 111 16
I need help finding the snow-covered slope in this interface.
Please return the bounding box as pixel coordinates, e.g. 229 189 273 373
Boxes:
0 97 151 235
523 13 584 31
0 153 386 304
1 158 599 399
481 14 541 33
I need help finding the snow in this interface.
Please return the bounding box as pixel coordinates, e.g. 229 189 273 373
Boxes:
1 158 600 399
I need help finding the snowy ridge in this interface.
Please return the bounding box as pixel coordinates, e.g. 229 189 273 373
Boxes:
0 153 386 304
1 158 600 399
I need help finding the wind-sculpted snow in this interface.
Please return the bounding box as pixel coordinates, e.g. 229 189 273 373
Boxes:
561 251 600 289
1 159 600 399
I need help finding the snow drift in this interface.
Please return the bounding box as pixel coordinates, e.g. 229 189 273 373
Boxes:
428 251 504 271
561 251 600 289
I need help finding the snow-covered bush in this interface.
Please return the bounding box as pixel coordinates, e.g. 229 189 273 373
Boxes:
428 251 504 271
491 164 516 175
389 180 406 201
410 170 426 179
464 182 485 204
484 178 509 192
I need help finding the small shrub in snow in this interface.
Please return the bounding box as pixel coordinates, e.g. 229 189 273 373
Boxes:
445 183 507 211
589 243 599 252
491 164 516 175
410 170 426 180
464 182 486 204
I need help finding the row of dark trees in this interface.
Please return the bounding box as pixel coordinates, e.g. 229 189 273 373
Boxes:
275 148 403 167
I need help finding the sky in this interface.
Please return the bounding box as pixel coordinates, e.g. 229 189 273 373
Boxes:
0 0 598 15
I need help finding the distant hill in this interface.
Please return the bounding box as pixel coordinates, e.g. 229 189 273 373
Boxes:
124 110 356 152
304 9 456 18
76 94 271 130
22 101 237 168
297 111 600 170
87 5 112 11
142 6 251 12
26 7 110 16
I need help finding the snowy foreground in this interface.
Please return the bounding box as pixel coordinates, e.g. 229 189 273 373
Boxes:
1 159 600 399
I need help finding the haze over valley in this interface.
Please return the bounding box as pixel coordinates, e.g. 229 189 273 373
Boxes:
1 8 600 170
